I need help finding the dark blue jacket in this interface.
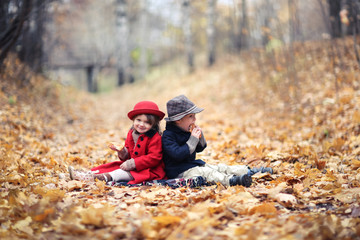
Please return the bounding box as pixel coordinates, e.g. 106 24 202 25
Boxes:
162 122 206 178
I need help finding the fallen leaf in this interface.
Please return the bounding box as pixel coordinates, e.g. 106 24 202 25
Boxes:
248 202 277 215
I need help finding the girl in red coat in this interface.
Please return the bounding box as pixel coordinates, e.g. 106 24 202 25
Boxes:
68 101 167 184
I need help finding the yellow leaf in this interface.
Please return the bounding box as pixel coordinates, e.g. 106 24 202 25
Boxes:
44 189 66 202
80 205 114 227
332 138 345 151
153 215 182 228
13 216 33 235
353 111 360 124
33 186 65 202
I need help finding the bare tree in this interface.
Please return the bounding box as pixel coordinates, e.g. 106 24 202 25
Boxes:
0 0 33 71
239 0 249 50
19 0 47 73
344 0 360 66
261 0 272 47
115 0 131 86
287 0 299 102
207 0 217 66
182 0 194 73
139 0 148 79
328 0 342 38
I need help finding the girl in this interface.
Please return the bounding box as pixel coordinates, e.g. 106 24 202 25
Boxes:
68 100 167 184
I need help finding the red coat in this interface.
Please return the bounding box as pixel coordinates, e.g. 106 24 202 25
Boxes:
91 129 166 184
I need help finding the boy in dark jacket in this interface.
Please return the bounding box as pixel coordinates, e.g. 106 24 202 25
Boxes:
162 95 273 187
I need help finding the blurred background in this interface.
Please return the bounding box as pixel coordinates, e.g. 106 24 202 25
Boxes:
0 0 358 92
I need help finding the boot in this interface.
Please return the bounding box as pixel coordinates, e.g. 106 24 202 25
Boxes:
68 166 94 182
248 167 273 176
229 175 252 187
94 173 112 182
186 176 206 188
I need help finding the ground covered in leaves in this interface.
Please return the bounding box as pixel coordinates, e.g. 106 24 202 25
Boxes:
1 41 360 239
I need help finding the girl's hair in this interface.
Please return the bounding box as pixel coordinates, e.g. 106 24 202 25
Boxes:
132 114 162 134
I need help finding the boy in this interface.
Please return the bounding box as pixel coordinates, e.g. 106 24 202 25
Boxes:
162 95 272 187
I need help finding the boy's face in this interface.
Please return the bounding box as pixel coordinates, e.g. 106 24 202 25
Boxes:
175 113 196 132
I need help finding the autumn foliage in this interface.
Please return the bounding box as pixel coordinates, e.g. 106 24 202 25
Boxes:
1 39 360 239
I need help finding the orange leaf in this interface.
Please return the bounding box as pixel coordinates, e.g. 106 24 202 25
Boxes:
248 202 277 215
352 159 360 170
33 208 55 222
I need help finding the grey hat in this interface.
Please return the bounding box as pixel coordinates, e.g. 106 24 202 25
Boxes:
165 95 204 121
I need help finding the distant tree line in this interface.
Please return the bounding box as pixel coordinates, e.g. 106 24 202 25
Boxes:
0 0 359 91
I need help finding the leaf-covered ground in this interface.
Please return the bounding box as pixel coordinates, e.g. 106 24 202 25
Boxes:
1 40 360 239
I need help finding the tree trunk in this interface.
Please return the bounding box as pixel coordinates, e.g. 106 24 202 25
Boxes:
345 0 360 35
182 0 194 73
139 0 148 79
261 0 272 47
0 1 11 34
86 65 98 93
19 0 46 73
207 0 217 66
0 0 33 70
287 0 299 103
115 0 130 86
328 0 342 38
239 0 249 50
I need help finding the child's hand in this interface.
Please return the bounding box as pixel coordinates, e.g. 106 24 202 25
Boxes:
189 124 202 139
120 159 135 171
108 142 122 151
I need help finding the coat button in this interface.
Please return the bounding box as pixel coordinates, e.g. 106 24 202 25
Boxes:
140 137 144 141
137 144 141 148
135 152 138 155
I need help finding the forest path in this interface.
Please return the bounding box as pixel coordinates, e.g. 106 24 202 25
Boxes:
63 57 264 168
1 56 360 239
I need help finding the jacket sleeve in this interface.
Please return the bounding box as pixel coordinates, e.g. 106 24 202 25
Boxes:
120 130 133 161
117 146 129 160
133 134 163 171
162 131 192 162
196 133 207 152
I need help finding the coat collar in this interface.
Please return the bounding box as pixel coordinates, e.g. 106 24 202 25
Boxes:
145 128 157 138
165 122 188 134
132 128 157 138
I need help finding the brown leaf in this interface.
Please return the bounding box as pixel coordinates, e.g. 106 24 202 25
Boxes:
274 193 297 208
65 180 86 191
352 159 360 170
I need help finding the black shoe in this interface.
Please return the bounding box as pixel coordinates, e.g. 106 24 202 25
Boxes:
229 175 252 187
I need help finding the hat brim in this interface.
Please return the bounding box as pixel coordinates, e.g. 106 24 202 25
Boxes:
165 106 203 121
128 109 165 120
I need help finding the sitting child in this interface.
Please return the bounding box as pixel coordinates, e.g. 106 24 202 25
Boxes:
68 100 167 184
162 95 273 187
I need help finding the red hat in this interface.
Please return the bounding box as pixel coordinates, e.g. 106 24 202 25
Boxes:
127 101 165 120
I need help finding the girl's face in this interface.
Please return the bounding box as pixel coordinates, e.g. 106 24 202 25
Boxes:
133 114 153 134
176 113 196 132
